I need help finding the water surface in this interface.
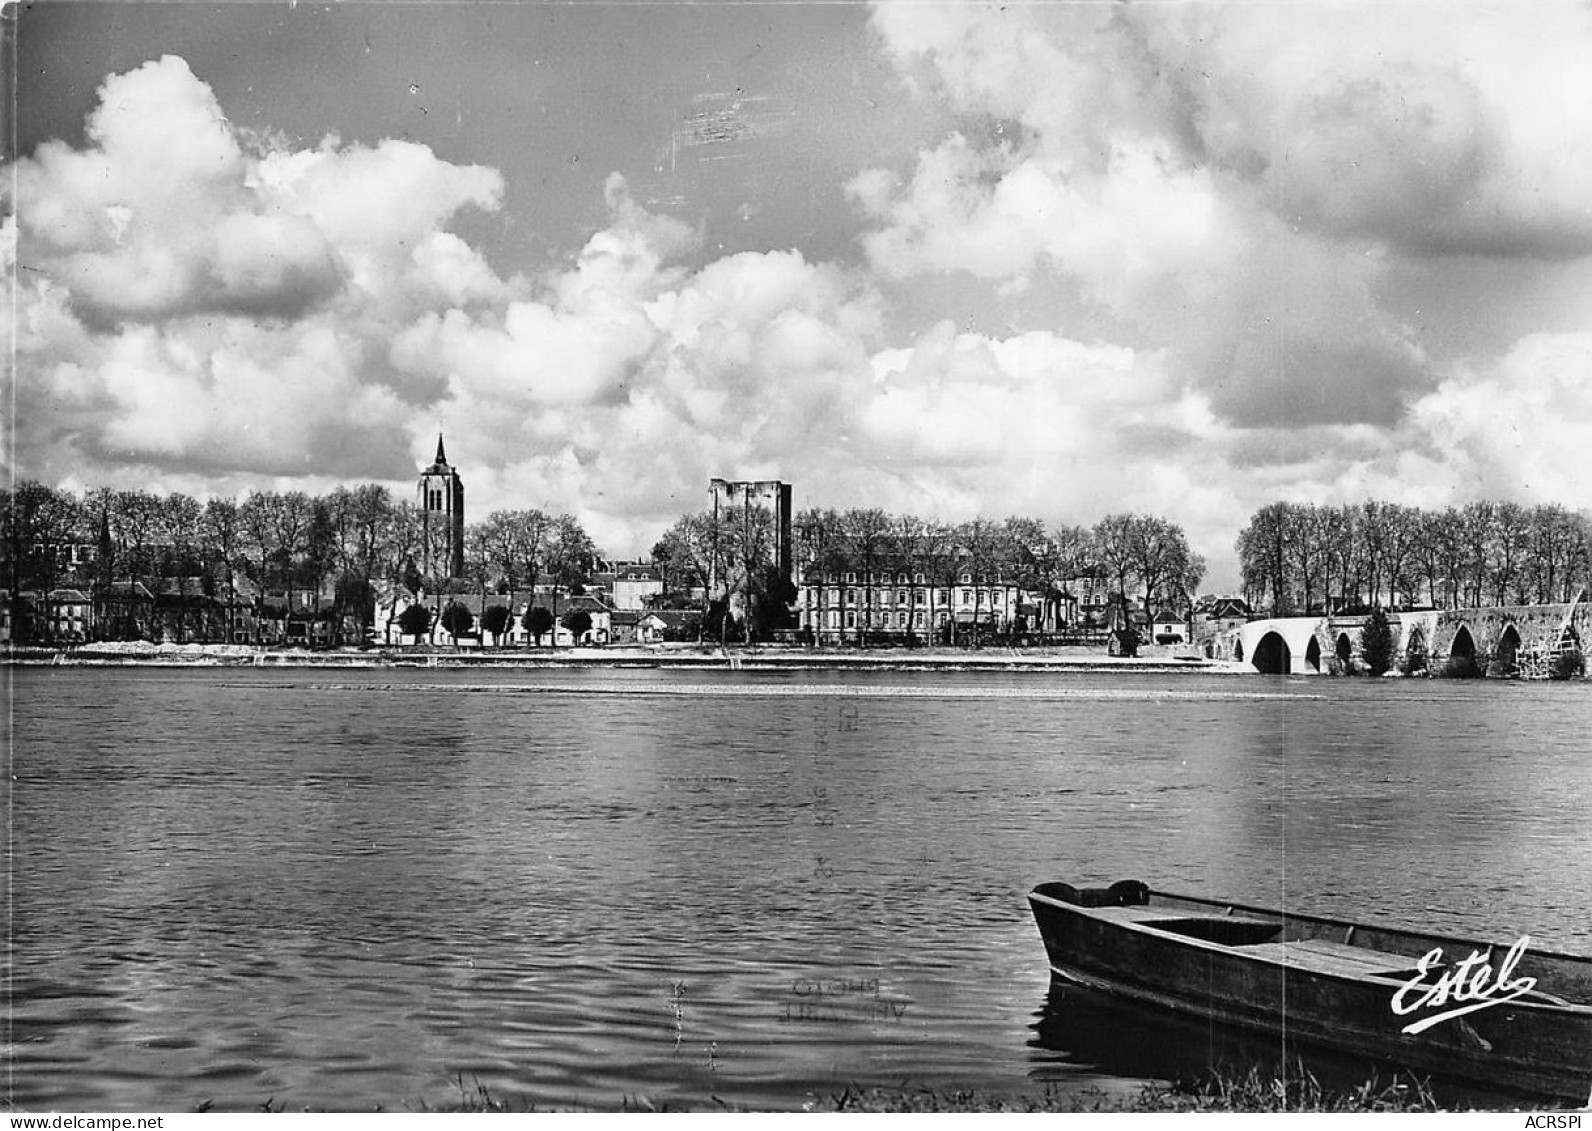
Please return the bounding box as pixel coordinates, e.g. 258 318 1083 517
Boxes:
8 667 1590 1110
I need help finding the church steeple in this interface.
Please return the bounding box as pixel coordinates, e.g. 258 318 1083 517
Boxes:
418 435 465 579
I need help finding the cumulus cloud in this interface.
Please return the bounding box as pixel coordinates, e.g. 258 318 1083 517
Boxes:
1401 333 1592 505
7 55 506 483
8 40 1589 589
855 0 1592 431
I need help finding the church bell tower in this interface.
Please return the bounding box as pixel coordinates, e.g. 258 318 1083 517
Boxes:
418 434 465 580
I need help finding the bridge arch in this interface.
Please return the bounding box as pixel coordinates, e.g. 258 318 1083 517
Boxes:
1335 632 1353 668
1253 631 1292 674
1405 626 1428 674
1305 636 1322 672
1447 624 1480 677
1491 623 1521 678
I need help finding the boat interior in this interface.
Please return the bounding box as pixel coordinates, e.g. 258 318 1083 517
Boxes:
1032 880 1585 1003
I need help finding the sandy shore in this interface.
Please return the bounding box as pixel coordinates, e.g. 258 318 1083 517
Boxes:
5 640 1247 674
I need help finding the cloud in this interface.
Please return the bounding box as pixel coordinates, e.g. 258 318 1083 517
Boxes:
8 55 506 484
855 0 1592 434
1401 333 1592 505
8 41 1589 592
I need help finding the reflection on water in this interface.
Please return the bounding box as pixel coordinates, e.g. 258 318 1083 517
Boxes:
1028 981 1527 1109
9 667 1590 1110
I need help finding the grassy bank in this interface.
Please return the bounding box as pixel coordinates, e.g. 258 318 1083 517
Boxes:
806 1070 1446 1113
419 1066 1480 1114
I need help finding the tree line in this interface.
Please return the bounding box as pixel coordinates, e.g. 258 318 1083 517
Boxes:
651 505 1208 644
0 481 598 645
4 479 1210 646
1236 500 1592 616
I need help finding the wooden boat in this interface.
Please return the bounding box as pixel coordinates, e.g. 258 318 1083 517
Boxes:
1028 880 1592 1106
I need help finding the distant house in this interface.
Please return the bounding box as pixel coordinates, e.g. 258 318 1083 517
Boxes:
98 581 157 641
642 609 702 643
46 588 95 643
1150 607 1189 645
376 591 616 647
1055 572 1113 629
1107 628 1140 657
609 563 665 611
1191 595 1251 646
151 577 228 644
797 560 1026 644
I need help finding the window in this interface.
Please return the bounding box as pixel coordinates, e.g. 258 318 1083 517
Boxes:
913 611 925 627
846 612 856 627
846 572 856 583
897 589 907 604
937 589 949 605
914 572 925 584
961 589 972 604
846 589 857 604
960 572 972 584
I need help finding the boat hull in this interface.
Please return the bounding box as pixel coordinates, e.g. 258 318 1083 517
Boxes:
1029 886 1592 1105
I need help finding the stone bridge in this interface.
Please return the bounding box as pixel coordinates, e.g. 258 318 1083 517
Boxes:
1211 595 1587 677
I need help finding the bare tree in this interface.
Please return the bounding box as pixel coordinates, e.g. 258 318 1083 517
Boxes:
841 507 892 645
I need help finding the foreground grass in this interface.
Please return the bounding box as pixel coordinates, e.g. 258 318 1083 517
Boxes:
418 1066 1453 1114
810 1069 1444 1114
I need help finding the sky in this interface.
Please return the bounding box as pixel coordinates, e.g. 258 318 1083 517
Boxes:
6 0 1592 589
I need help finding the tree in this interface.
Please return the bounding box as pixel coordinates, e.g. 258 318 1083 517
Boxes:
1125 514 1202 619
955 517 1002 642
481 603 514 644
1094 514 1142 620
478 508 549 622
1 483 83 642
562 608 593 643
201 497 243 632
524 604 555 646
337 484 395 642
1360 607 1395 677
1046 523 1096 631
793 506 847 644
543 514 596 646
654 512 719 639
840 507 892 644
919 521 960 645
441 601 475 642
396 602 432 641
1235 503 1292 615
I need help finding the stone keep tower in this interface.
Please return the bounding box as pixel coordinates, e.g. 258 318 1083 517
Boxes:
418 434 465 580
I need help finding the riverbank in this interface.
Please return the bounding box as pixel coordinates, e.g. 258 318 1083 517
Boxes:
3 640 1242 674
417 1068 1463 1113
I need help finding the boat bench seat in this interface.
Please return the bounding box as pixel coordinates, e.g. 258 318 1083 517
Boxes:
1088 906 1195 924
1243 938 1426 977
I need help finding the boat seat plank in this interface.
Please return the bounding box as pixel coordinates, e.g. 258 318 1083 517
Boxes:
1086 906 1189 923
1243 939 1424 976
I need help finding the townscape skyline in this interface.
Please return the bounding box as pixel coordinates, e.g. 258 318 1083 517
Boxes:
8 1 1592 593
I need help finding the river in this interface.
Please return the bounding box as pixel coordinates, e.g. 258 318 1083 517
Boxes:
7 666 1590 1111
